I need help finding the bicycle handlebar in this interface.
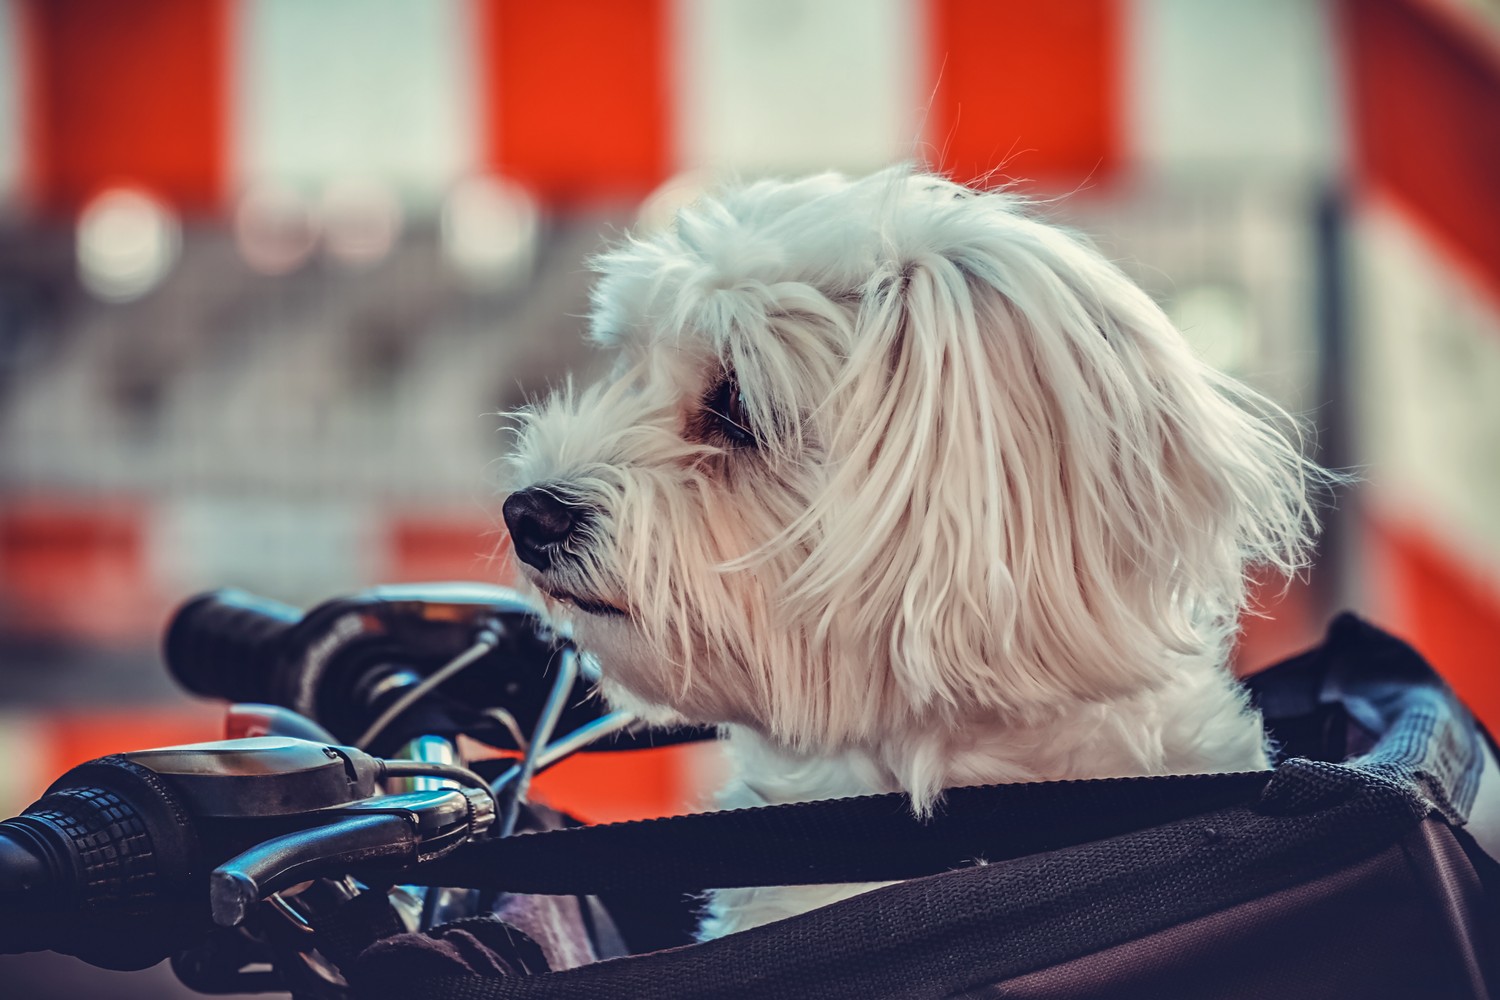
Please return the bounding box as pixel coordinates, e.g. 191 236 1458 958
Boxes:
0 737 487 968
164 588 302 705
161 583 595 753
0 583 704 980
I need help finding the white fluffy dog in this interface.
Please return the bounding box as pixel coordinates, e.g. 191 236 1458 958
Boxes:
502 167 1322 939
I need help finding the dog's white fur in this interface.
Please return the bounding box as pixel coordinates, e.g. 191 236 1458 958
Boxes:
505 168 1323 939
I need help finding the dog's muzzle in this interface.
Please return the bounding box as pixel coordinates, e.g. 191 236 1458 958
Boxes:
502 487 588 572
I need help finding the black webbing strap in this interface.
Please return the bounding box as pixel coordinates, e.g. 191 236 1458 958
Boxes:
397 769 1271 896
396 614 1468 901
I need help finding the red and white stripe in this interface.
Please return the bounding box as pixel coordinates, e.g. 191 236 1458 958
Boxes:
1 0 1353 211
1341 0 1500 724
0 500 509 645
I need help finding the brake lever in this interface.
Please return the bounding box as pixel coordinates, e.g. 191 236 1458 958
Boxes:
210 786 494 927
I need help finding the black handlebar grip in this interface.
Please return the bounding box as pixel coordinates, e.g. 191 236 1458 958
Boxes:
164 589 301 704
0 826 53 954
0 757 201 969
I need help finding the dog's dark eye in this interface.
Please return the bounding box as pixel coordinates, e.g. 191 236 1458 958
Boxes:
705 377 756 448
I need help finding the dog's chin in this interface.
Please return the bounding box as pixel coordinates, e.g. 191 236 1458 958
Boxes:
517 570 630 620
514 573 644 680
537 585 628 619
527 593 751 731
596 675 693 729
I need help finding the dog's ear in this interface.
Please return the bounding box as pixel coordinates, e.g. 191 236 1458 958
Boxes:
783 211 1322 721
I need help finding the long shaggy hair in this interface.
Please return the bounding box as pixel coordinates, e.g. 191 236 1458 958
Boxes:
505 167 1326 936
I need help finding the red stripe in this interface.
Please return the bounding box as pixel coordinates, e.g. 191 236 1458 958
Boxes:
39 708 226 795
927 0 1122 189
386 516 515 586
25 0 227 213
1366 516 1500 731
478 0 671 204
1233 572 1322 678
1341 0 1500 306
0 500 166 643
530 745 696 824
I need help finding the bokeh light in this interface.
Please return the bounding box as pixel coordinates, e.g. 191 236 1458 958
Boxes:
440 175 539 288
319 177 402 267
1169 284 1258 377
234 182 319 275
637 170 714 234
75 188 180 302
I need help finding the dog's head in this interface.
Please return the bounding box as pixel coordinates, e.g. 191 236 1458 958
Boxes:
504 168 1320 751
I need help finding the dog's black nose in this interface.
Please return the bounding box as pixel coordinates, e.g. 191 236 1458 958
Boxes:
503 488 582 571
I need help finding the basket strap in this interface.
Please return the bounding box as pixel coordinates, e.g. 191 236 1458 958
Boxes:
398 769 1271 896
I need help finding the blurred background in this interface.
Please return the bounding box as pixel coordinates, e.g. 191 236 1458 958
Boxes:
0 0 1498 992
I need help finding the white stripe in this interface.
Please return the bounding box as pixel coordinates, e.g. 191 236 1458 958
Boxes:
0 713 49 818
673 0 923 176
1128 0 1343 177
1468 736 1500 863
0 0 25 206
1060 184 1320 408
1352 197 1500 586
147 494 383 606
233 0 480 205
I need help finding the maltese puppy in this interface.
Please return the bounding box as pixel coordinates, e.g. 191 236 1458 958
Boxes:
502 167 1322 939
